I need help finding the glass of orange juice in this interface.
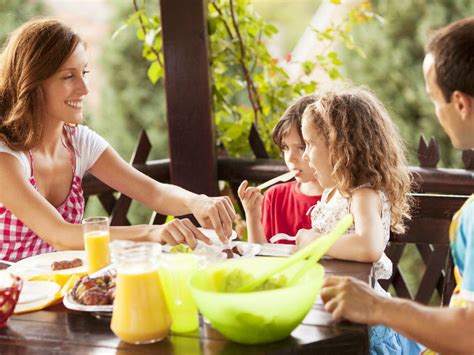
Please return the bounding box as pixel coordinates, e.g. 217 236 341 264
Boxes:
111 243 170 344
82 216 111 274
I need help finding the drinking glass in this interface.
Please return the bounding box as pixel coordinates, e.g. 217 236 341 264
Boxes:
160 253 201 333
82 216 111 274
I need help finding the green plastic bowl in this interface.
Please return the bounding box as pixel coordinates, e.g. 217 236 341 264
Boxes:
189 257 324 344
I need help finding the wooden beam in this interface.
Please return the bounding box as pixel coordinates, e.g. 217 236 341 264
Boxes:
159 0 218 196
82 159 474 197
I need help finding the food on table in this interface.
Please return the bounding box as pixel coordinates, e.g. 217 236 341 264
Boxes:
71 272 116 306
221 245 244 259
169 244 193 254
51 258 83 271
216 269 287 293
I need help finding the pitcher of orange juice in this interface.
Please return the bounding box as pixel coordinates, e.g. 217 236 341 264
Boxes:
82 216 111 274
111 243 170 344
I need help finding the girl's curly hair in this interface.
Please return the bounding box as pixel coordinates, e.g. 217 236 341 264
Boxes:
0 19 81 151
304 86 412 234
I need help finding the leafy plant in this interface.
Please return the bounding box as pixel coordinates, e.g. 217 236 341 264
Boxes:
117 0 375 158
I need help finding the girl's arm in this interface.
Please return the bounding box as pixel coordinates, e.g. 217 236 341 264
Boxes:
0 154 191 250
296 188 385 262
88 147 235 242
237 180 267 243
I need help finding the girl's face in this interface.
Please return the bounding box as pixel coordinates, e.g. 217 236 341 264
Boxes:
301 114 336 189
280 125 316 183
42 43 89 126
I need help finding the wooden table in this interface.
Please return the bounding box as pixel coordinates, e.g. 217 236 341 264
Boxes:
0 259 372 354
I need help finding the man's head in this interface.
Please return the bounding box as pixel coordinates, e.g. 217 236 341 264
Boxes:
423 17 474 149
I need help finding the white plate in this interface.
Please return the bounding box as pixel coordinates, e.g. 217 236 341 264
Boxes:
161 228 238 253
198 228 261 258
7 251 87 280
198 228 238 245
258 243 294 257
18 281 59 304
14 281 60 314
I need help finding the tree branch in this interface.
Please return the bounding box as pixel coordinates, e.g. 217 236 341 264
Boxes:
132 0 163 67
213 0 263 127
229 0 263 120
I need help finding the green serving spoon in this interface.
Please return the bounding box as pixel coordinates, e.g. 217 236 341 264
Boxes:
236 214 354 292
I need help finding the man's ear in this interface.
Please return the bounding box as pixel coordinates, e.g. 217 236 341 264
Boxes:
452 90 473 121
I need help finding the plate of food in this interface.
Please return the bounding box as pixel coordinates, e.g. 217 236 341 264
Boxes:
7 251 87 280
63 268 115 314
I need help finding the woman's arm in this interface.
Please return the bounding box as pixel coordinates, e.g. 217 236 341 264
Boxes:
0 154 178 250
296 188 385 262
88 147 235 242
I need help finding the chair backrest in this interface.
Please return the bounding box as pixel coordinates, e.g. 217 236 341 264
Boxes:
380 193 467 305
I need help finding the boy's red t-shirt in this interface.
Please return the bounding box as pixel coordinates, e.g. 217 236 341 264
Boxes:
261 181 322 244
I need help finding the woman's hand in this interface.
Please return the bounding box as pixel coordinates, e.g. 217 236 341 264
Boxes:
237 180 264 219
188 194 236 243
320 276 384 324
149 218 212 249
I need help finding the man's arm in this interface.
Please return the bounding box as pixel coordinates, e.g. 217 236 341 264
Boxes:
321 276 474 353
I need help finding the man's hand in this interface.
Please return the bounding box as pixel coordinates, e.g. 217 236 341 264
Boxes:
320 276 384 325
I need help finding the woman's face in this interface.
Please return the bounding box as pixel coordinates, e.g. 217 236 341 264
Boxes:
301 114 336 189
42 43 89 126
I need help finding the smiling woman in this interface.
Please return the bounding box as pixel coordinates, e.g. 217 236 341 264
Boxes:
42 43 89 127
0 19 236 262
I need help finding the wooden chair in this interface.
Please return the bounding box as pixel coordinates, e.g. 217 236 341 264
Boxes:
380 193 467 305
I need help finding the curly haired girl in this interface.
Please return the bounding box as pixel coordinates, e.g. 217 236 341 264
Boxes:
296 85 412 289
296 85 415 354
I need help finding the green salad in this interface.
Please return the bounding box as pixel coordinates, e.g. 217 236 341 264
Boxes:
216 269 287 293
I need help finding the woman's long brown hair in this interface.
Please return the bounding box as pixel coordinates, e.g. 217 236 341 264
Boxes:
0 19 81 151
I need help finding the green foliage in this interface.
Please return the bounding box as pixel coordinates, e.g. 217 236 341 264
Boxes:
122 0 374 158
95 1 167 161
0 0 46 44
85 1 169 224
339 0 474 167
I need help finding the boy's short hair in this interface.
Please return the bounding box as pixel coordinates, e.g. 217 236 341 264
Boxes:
272 94 319 150
426 16 474 102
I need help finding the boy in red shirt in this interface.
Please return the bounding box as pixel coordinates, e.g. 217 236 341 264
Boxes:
238 95 324 244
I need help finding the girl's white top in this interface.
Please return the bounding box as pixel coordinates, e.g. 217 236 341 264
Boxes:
310 188 392 294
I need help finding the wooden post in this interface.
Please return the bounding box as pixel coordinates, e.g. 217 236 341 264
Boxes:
159 0 218 196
